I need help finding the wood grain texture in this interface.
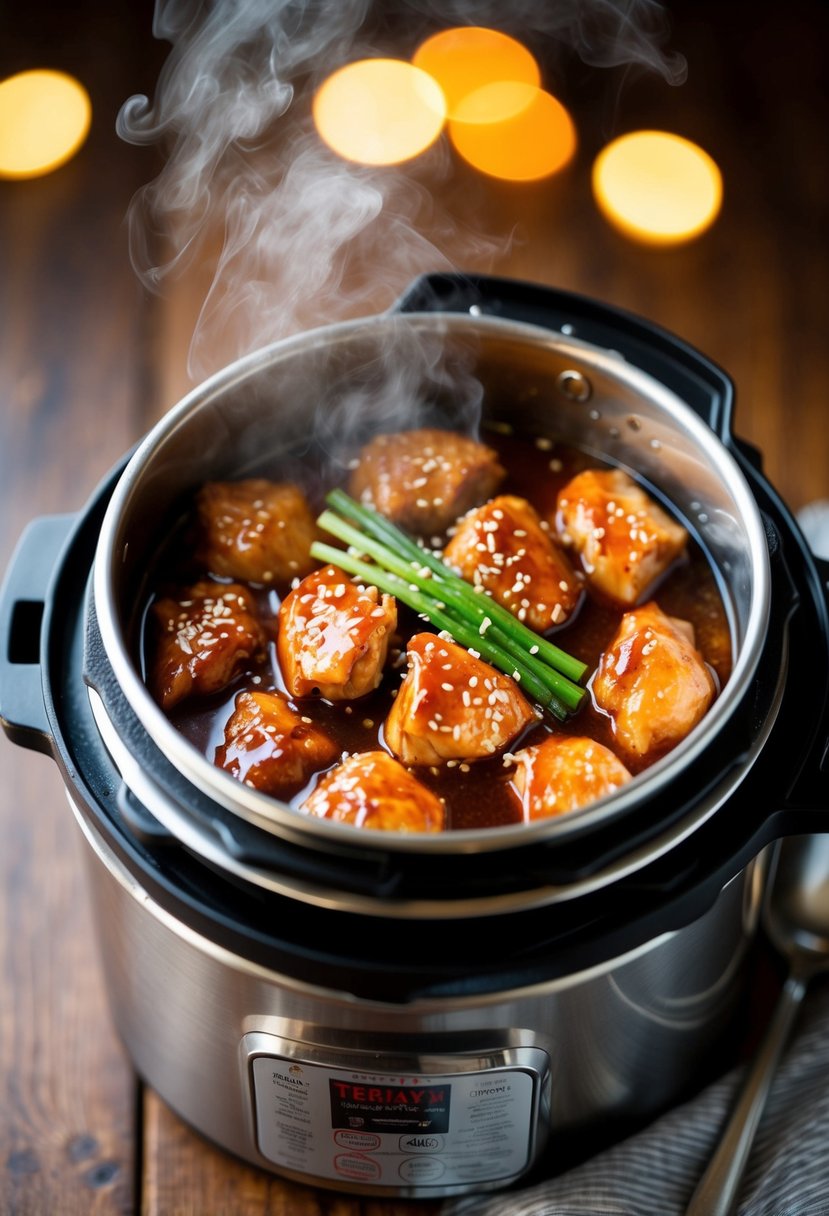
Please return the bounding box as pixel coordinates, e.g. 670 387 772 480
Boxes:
0 750 133 1216
0 5 160 1214
1 1 827 1214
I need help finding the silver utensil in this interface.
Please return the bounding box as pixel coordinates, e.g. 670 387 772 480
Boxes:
687 834 829 1216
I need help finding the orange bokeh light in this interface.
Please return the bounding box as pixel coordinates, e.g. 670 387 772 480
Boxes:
449 83 576 182
0 69 91 179
592 130 723 245
312 58 446 166
412 26 540 119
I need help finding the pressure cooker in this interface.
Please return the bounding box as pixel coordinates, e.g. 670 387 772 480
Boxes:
1 275 827 1198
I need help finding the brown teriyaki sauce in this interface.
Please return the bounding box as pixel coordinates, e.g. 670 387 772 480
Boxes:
140 429 733 831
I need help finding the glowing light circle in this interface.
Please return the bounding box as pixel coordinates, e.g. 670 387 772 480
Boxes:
449 83 576 182
412 26 540 119
0 69 91 180
592 130 723 246
312 58 446 166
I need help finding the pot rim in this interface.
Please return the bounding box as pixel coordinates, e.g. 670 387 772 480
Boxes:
93 309 772 858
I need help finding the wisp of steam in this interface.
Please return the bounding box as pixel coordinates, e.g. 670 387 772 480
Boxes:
118 0 686 382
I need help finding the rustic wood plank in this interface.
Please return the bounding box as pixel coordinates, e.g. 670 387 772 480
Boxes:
0 5 165 1214
0 747 133 1216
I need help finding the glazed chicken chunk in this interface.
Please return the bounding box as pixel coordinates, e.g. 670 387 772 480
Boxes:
508 735 632 821
444 495 582 632
348 427 505 537
556 468 687 605
196 478 320 585
277 564 397 700
214 689 337 795
150 580 266 711
591 601 716 762
385 633 535 766
303 750 445 832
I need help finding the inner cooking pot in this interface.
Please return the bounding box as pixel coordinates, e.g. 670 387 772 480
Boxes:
84 274 786 913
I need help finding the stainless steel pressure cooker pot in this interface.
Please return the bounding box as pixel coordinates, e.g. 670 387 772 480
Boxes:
2 275 827 1198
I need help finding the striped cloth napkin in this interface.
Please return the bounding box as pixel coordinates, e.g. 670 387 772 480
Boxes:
443 978 829 1216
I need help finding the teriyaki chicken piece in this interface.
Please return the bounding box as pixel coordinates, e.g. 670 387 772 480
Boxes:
302 750 445 832
347 427 505 538
508 735 632 820
215 689 337 794
384 632 536 765
277 564 397 700
556 468 688 605
150 580 266 710
591 601 716 763
443 494 582 631
196 478 320 585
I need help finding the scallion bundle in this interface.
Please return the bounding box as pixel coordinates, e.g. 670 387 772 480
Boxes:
310 488 588 722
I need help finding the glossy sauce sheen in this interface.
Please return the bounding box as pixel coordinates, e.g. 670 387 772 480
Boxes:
143 431 733 831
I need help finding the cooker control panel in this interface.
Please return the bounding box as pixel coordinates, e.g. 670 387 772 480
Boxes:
243 1033 548 1192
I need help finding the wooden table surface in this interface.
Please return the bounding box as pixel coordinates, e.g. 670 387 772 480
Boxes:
2 2 827 1213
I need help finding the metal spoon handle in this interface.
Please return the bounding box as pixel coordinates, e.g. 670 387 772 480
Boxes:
686 972 807 1216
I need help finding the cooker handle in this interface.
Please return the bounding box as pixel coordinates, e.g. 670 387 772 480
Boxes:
775 549 829 818
0 514 74 755
392 273 736 436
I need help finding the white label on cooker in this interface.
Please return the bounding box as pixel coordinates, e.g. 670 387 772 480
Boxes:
251 1054 538 1188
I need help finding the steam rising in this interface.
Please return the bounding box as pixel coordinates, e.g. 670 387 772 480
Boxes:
119 0 686 381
